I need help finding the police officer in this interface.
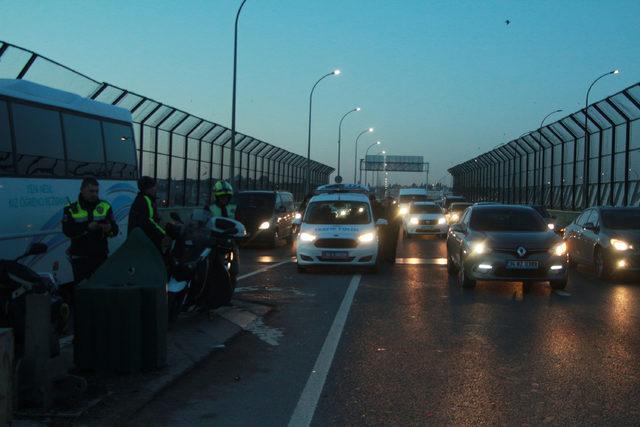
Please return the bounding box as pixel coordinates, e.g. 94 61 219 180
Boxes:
128 176 170 251
62 177 118 285
210 180 236 218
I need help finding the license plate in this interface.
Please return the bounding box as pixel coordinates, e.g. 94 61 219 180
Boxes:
322 251 349 259
506 260 539 269
418 227 434 232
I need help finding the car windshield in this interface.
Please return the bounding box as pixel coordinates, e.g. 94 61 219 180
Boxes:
531 206 551 218
236 193 275 215
601 209 640 230
411 205 442 214
449 203 472 212
399 194 428 203
470 208 548 232
304 201 371 225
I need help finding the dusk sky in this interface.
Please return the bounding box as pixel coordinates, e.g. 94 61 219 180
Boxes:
2 0 639 185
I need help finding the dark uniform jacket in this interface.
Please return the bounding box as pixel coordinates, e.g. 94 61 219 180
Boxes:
62 195 118 258
127 193 166 248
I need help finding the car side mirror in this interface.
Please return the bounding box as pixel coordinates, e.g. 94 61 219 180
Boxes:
376 218 389 227
583 222 598 232
451 223 467 234
292 217 302 226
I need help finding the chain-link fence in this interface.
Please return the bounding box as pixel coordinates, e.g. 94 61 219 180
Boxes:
0 40 333 204
448 82 640 209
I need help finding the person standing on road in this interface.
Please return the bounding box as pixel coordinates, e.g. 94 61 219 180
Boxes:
62 177 119 288
128 176 170 252
380 196 400 264
210 180 237 218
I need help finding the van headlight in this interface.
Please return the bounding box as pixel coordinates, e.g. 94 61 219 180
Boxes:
438 217 446 225
299 232 317 242
259 221 271 230
550 242 567 256
409 217 419 225
358 232 376 243
610 239 631 251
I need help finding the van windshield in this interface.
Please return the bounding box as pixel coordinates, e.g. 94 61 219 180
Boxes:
399 194 428 203
236 193 275 215
304 201 371 225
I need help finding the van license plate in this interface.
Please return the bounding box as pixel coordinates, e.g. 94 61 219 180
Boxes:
322 251 349 259
506 260 539 269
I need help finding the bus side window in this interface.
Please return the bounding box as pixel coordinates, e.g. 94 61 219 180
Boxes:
0 101 13 175
103 122 137 179
12 103 65 177
62 113 106 178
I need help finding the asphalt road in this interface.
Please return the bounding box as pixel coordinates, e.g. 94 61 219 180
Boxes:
130 234 640 426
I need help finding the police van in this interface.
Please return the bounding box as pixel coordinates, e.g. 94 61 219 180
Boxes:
294 184 387 273
0 79 138 284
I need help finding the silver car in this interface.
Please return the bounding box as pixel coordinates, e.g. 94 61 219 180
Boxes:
446 205 568 290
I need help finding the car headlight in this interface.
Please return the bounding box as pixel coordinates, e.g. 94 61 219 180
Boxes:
547 223 555 230
399 206 409 216
259 221 271 230
438 217 446 225
409 217 419 225
551 242 567 256
294 212 302 220
450 213 459 222
471 241 488 255
358 232 376 243
611 238 631 251
299 232 317 242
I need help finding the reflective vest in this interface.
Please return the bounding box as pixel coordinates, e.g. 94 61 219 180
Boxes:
68 200 112 223
144 195 166 235
210 203 237 218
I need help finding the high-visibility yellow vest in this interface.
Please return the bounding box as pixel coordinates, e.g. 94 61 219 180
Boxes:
68 200 112 223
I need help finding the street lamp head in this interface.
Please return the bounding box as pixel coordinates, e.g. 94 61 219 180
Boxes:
612 69 620 75
381 150 386 154
376 141 381 145
333 69 341 75
356 107 361 111
368 128 374 132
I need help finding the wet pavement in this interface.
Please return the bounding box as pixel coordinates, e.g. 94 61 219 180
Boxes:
130 234 640 426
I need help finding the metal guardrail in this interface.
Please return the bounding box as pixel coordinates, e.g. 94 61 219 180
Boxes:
0 40 334 204
448 82 640 209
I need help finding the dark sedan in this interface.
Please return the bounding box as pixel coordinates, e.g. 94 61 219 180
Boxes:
563 207 640 279
446 205 568 289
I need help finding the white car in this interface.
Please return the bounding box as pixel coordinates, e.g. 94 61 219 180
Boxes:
397 187 429 216
403 202 448 239
295 192 386 272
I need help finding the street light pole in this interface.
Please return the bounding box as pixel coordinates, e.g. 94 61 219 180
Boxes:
362 141 380 185
305 69 340 194
353 128 373 183
582 69 619 208
337 107 360 179
230 0 248 185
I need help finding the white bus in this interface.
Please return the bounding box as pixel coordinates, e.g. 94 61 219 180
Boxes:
0 79 139 284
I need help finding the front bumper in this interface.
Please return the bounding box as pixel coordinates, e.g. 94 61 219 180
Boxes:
405 223 448 235
463 252 568 282
608 252 640 272
296 241 378 266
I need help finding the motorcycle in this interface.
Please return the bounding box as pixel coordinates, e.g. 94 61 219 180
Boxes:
166 210 245 321
0 243 70 358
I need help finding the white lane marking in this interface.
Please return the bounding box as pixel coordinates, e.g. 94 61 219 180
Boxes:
288 274 362 427
237 259 291 281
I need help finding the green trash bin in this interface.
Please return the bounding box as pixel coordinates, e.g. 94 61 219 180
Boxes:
74 229 167 373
